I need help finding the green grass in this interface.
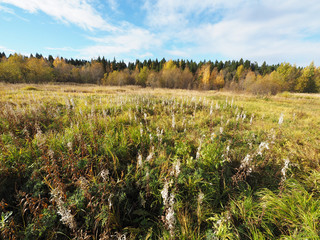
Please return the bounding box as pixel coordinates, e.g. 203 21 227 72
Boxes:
0 84 319 239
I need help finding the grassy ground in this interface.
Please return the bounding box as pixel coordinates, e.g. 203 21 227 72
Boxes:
0 83 320 239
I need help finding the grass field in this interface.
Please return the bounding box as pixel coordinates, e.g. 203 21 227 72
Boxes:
0 83 320 239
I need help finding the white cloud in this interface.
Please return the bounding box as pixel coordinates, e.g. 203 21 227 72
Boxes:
106 0 118 12
0 4 13 13
193 0 320 65
142 0 320 66
143 0 243 29
166 49 190 58
81 26 163 59
0 4 29 21
0 46 15 54
0 0 116 31
137 52 154 59
45 47 78 52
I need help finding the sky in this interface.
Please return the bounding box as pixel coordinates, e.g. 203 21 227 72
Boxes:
1 0 320 66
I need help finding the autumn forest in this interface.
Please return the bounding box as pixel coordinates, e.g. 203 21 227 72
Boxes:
0 52 319 94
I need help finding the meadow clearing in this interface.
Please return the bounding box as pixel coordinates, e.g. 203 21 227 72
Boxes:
0 83 320 239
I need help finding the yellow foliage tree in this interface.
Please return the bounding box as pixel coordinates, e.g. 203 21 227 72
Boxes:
241 70 256 90
136 66 148 87
90 61 104 84
147 70 160 88
199 64 211 89
295 62 317 93
163 59 176 70
178 67 193 89
25 57 54 83
276 62 299 91
235 65 245 82
53 57 73 82
160 60 180 88
213 71 225 90
0 54 25 83
248 71 282 95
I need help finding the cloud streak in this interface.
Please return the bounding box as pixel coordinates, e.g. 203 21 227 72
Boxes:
81 26 162 59
0 45 15 54
45 47 78 52
0 4 13 13
0 0 115 31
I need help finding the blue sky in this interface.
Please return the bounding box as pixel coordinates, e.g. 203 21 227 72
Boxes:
1 0 320 66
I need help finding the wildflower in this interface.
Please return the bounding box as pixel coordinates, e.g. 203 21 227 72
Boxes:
77 176 88 191
117 233 127 240
57 206 75 230
196 140 202 160
211 132 216 141
250 114 254 125
67 142 72 151
220 127 224 135
197 191 204 223
242 113 246 122
108 194 113 208
174 159 181 178
240 154 253 175
279 113 284 125
166 193 176 237
281 158 290 182
100 169 109 182
198 191 204 205
226 145 230 156
257 142 269 156
161 180 169 205
147 131 152 141
216 219 222 226
241 154 251 167
146 147 154 162
156 127 163 143
137 153 143 168
50 188 76 230
172 114 176 129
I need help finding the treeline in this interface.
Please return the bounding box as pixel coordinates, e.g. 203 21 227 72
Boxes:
0 52 319 93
